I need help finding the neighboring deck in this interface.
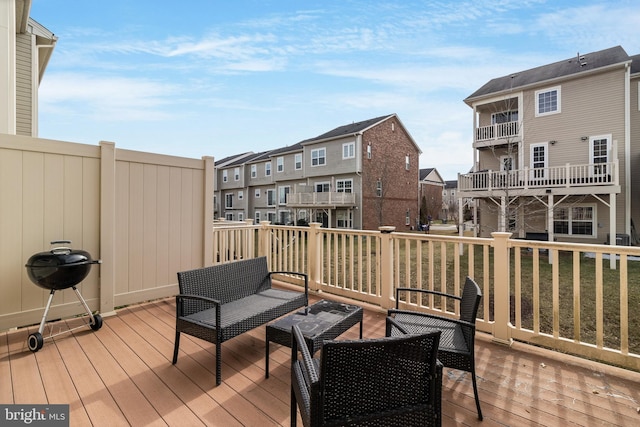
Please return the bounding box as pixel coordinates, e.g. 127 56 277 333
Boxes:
2 296 639 426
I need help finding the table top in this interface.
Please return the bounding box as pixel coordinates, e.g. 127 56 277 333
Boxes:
268 299 362 338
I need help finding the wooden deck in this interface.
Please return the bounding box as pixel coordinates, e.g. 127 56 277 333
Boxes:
2 295 639 426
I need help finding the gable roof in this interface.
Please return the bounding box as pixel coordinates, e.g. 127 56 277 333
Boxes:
419 168 445 185
465 46 631 104
419 168 435 180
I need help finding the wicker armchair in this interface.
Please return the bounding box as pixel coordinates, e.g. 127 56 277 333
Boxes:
290 323 442 427
387 276 483 420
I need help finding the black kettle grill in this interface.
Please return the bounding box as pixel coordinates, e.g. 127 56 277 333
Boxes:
24 240 103 351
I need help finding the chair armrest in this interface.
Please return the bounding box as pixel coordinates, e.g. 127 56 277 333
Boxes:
394 287 461 309
385 315 411 336
270 271 309 298
175 294 221 318
389 309 476 328
291 324 319 385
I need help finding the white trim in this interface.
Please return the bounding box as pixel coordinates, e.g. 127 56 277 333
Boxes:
588 134 611 177
311 147 327 167
535 85 561 117
553 203 597 238
276 156 284 173
342 142 355 159
250 164 257 178
529 142 548 180
294 153 302 170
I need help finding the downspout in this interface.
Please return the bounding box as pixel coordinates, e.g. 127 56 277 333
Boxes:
355 133 363 229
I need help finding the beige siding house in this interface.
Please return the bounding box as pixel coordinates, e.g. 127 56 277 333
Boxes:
1 1 57 137
460 46 639 246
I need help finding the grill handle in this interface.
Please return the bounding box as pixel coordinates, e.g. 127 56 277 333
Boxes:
50 240 72 255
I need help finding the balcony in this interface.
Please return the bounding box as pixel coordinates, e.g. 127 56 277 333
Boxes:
474 121 521 148
286 191 356 208
3 293 639 426
458 161 620 197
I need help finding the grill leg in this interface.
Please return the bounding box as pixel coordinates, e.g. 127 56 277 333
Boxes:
37 290 56 334
72 286 96 323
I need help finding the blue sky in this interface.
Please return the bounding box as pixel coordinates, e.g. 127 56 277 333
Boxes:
31 0 639 180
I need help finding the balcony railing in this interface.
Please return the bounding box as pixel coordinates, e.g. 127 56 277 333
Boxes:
458 161 619 192
287 191 356 206
475 121 521 143
212 222 640 372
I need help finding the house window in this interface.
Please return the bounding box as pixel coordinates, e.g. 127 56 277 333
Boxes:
311 148 326 166
279 210 291 225
535 86 561 117
266 189 275 206
255 189 260 198
237 191 243 200
492 110 518 124
343 142 355 159
500 155 514 171
530 143 548 180
337 210 352 228
278 186 290 205
225 213 234 221
367 144 371 159
225 193 233 208
590 135 610 177
554 205 595 237
254 211 261 223
222 170 228 182
405 155 410 170
316 182 330 192
265 162 271 176
233 167 240 181
295 153 302 170
376 180 382 197
277 157 284 173
238 212 244 221
267 212 276 223
405 210 410 226
251 164 257 178
336 179 352 193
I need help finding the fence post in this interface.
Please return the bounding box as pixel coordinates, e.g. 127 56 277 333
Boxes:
99 141 117 316
203 156 215 267
491 232 513 346
244 218 255 259
307 222 322 293
379 226 396 309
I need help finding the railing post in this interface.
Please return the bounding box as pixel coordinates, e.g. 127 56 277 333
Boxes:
258 221 271 262
244 218 254 259
307 222 322 293
491 232 513 346
379 226 396 309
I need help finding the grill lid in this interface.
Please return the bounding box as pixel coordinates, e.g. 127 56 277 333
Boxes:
25 241 101 290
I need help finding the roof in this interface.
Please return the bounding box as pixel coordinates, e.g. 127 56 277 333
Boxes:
631 54 640 75
419 168 435 180
465 46 631 104
267 142 303 156
303 114 395 143
214 152 253 167
444 180 457 189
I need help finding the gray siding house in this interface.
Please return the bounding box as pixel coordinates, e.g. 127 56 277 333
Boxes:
215 114 422 231
460 46 639 246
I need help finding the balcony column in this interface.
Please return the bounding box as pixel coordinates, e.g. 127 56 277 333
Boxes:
491 232 513 346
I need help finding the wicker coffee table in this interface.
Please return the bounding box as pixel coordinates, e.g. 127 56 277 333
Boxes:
265 299 363 378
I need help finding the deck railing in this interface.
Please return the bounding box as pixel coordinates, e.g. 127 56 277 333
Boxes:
475 121 520 142
212 222 640 372
458 161 619 192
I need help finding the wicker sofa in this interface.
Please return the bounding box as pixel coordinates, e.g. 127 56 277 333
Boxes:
172 256 308 385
